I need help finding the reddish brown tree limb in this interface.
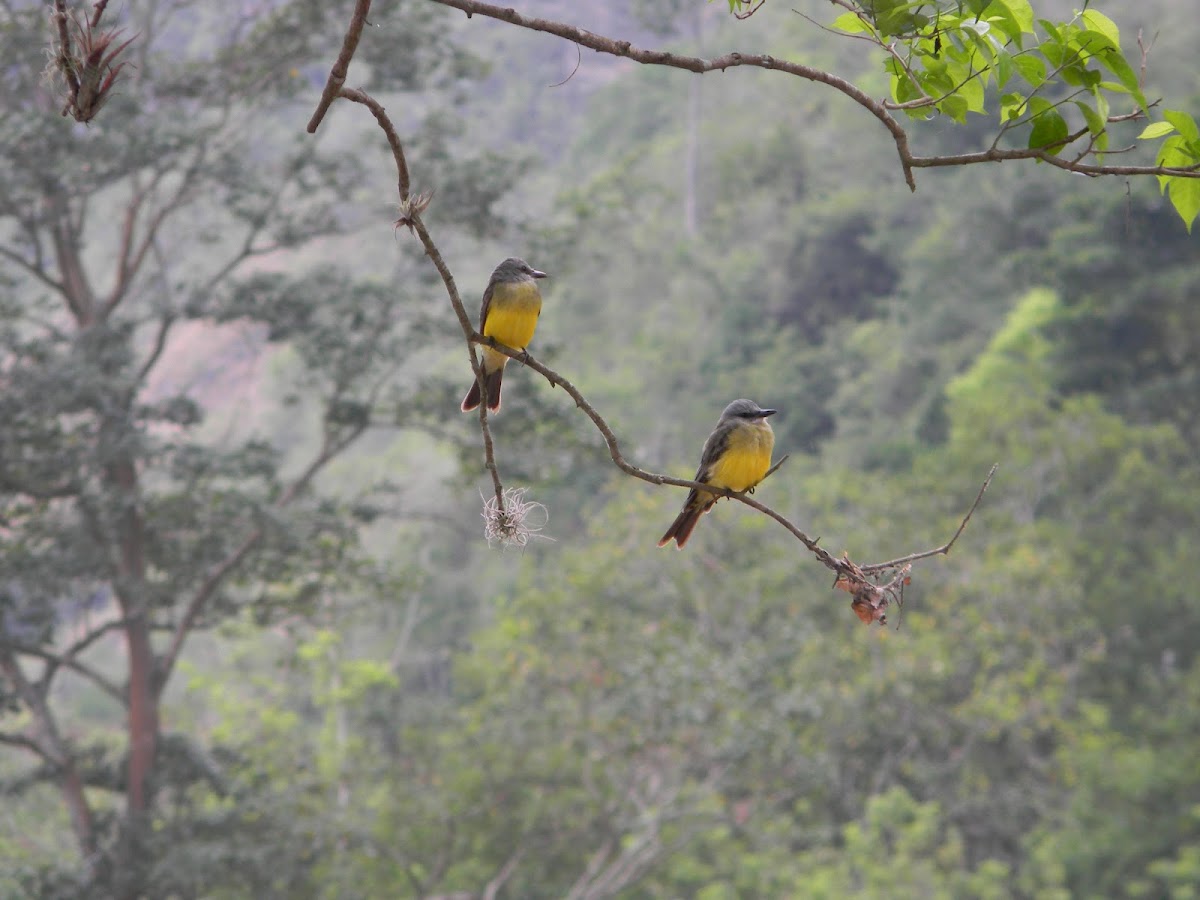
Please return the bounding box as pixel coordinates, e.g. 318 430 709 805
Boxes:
337 88 410 199
51 0 81 101
306 0 374 134
11 642 125 704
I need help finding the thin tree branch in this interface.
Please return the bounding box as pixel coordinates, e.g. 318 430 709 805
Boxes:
307 0 374 133
0 730 53 762
860 463 998 573
134 313 175 386
908 147 1200 178
481 846 524 900
103 160 202 318
51 0 81 102
60 617 129 662
0 245 67 295
335 88 410 199
407 213 504 509
0 471 80 500
13 642 125 705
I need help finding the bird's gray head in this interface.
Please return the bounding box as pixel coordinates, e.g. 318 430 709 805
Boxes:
492 257 548 283
721 398 777 421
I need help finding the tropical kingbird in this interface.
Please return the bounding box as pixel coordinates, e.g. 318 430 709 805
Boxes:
460 257 548 413
658 398 777 549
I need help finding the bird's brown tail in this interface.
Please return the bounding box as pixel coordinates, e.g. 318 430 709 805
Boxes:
657 493 714 549
460 367 504 413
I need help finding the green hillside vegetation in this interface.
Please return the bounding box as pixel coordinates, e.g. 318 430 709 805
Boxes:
2 0 1199 896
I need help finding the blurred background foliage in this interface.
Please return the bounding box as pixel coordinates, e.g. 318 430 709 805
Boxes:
2 0 1199 897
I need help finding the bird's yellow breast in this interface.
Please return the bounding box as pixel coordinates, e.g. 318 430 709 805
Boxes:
708 423 774 493
483 281 542 351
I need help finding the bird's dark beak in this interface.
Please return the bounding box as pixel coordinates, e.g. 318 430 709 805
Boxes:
759 408 777 418
531 269 549 279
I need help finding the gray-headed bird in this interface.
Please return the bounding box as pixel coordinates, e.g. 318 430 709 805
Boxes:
460 257 548 413
658 399 777 549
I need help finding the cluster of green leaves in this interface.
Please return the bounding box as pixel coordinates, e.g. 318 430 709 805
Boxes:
821 0 1200 228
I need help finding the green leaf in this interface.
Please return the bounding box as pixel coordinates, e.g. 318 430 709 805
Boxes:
1013 54 1046 85
831 12 871 35
995 48 1014 87
1165 176 1200 232
1096 50 1140 96
1164 110 1200 144
1155 135 1198 190
1073 100 1104 137
982 0 1031 46
1080 9 1121 47
890 73 923 106
962 19 991 39
1000 92 1026 121
1040 39 1063 69
1028 104 1068 153
1138 121 1177 140
958 71 987 114
939 94 970 124
1002 0 1035 33
1092 87 1109 126
1074 30 1117 57
1060 62 1101 88
1037 19 1062 43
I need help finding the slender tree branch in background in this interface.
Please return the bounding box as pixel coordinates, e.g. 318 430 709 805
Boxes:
0 730 51 760
336 88 410 199
481 846 524 900
306 0 373 133
0 245 67 295
11 642 125 705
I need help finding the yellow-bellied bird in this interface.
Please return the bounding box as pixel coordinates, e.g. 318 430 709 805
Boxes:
460 257 548 413
658 399 777 549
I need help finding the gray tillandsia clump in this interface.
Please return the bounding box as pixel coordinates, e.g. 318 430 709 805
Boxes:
482 487 553 549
